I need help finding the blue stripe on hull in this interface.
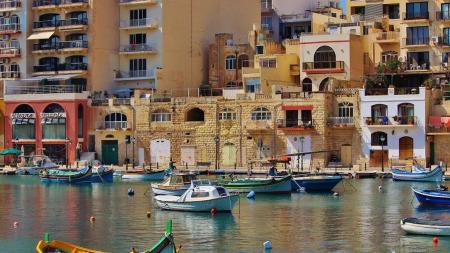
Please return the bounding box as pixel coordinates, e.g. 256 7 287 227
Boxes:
91 171 114 183
414 191 450 205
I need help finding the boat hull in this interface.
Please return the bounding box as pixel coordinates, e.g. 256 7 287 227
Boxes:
392 167 443 182
91 169 114 183
40 168 92 184
292 175 342 192
223 176 292 193
122 170 166 181
413 188 450 205
401 218 450 236
155 194 239 212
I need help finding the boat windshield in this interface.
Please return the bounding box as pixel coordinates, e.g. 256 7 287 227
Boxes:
191 191 209 198
216 187 227 196
191 180 211 187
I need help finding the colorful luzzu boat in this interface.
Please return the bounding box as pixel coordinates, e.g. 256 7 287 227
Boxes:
39 167 92 184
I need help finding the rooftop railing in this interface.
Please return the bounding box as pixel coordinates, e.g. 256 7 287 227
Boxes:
6 85 84 95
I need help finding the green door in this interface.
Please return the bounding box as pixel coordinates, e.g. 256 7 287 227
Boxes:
102 140 118 165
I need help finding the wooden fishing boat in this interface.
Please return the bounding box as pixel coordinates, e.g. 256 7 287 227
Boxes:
291 175 342 192
146 220 179 253
401 217 450 236
40 167 92 184
392 166 443 182
154 180 239 212
151 173 197 196
122 169 167 181
220 175 292 193
91 166 114 183
36 233 106 253
412 188 450 205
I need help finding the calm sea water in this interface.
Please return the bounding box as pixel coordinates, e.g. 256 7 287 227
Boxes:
1 176 450 253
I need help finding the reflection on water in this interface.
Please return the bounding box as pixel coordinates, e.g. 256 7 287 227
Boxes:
2 176 450 252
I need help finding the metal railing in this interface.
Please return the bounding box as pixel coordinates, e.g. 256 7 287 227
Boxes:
33 63 87 72
375 32 399 41
33 65 57 72
0 0 21 9
0 48 20 56
393 116 416 125
303 61 344 70
403 37 429 46
115 69 155 79
59 18 88 27
437 11 450 21
61 0 88 4
33 20 58 29
113 98 131 106
280 92 312 99
6 85 84 95
394 87 420 95
403 12 429 20
101 121 128 129
120 18 156 28
0 71 20 79
364 116 390 126
33 0 60 7
33 40 88 51
33 18 87 29
120 44 155 52
328 117 354 125
0 23 20 32
277 119 314 129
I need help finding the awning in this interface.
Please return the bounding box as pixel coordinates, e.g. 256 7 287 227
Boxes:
21 74 80 82
27 31 55 40
282 105 314 111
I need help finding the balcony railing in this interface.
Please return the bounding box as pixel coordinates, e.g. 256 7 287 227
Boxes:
120 44 155 53
61 0 88 4
115 69 155 79
6 84 84 95
59 18 88 27
280 92 312 99
33 0 60 7
394 87 420 95
119 0 155 3
437 11 450 21
113 98 131 106
403 37 429 46
303 61 344 72
277 119 314 129
0 1 21 10
33 41 88 51
403 12 429 20
365 116 390 126
328 117 354 125
33 18 88 29
120 18 156 28
33 65 57 72
101 121 128 130
33 63 87 72
405 62 430 71
375 32 399 41
0 23 21 33
392 116 416 125
33 20 58 29
0 71 20 79
0 48 20 57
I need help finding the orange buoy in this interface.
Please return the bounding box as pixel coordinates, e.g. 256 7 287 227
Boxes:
210 208 217 215
90 216 96 223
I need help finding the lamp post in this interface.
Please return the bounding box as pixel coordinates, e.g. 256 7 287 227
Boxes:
380 135 386 172
131 136 136 169
125 135 129 171
214 135 220 170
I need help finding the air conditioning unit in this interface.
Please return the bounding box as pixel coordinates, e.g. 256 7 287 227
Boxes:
431 36 440 44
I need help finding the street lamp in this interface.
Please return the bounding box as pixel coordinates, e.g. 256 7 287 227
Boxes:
380 135 386 172
214 135 220 170
131 136 136 169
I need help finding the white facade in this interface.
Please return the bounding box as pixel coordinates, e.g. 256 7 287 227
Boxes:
359 87 427 163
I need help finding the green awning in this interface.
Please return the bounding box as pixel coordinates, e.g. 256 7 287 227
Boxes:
0 148 21 155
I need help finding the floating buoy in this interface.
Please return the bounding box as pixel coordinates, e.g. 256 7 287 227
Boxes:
333 192 339 197
128 188 135 196
433 236 439 245
210 208 217 215
13 221 19 228
263 241 272 249
146 211 151 218
247 191 256 199
378 185 383 191
90 216 95 223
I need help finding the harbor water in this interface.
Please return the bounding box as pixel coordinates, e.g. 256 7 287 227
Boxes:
1 176 450 252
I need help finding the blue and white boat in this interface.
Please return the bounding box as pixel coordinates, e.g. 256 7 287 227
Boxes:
40 167 92 184
401 217 450 236
391 166 443 182
91 166 114 183
413 188 450 205
291 175 343 192
122 167 172 181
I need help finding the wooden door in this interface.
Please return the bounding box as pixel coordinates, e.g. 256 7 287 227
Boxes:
222 143 237 167
370 150 388 167
181 145 196 166
150 139 171 165
341 144 352 166
399 137 413 160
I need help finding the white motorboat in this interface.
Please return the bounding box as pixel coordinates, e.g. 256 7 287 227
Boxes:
151 173 198 196
154 180 239 212
401 217 450 236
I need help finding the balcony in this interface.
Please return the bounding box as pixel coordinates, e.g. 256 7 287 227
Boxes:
115 69 155 81
119 18 158 29
0 47 20 57
405 62 430 71
364 116 416 127
0 23 21 34
375 32 399 44
119 44 156 55
277 119 314 132
5 84 84 95
245 120 272 133
60 0 88 7
0 71 20 80
437 11 450 22
0 1 21 11
402 12 429 21
32 41 88 53
97 121 128 130
119 0 158 6
403 37 429 47
33 0 60 8
59 18 88 30
33 20 58 30
364 116 390 126
364 87 421 96
302 61 344 74
327 117 354 127
392 116 416 126
33 63 87 75
33 65 57 74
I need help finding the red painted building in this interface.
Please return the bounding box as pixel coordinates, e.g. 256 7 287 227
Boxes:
4 95 88 165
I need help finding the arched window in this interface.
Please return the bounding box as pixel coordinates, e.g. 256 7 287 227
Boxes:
38 13 60 28
302 78 312 92
251 107 271 120
314 46 336 69
186 108 204 122
77 104 83 138
225 55 237 70
319 77 330 91
12 104 35 140
371 132 387 146
105 112 127 129
151 109 171 122
42 103 66 140
238 54 249 69
338 102 354 118
37 57 59 72
219 108 236 120
65 55 87 70
397 103 415 124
